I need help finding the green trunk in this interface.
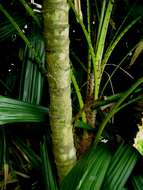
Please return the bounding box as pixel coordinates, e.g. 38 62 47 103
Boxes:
42 0 77 179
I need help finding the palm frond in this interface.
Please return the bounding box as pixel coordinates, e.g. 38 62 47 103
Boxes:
60 143 140 190
0 15 26 41
0 4 46 75
60 143 112 190
40 136 58 190
19 33 45 105
102 143 139 189
131 174 143 190
0 96 48 125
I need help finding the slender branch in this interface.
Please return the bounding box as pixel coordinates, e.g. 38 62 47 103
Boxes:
95 77 143 145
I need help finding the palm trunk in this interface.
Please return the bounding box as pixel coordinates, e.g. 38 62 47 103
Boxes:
42 0 77 179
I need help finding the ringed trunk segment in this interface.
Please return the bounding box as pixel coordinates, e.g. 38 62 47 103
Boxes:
43 0 76 179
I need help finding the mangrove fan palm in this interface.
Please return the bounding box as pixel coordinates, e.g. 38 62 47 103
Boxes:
0 0 143 189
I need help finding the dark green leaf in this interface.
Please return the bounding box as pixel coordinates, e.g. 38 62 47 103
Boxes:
40 136 58 190
131 175 143 190
19 33 45 105
60 143 112 190
102 143 140 189
0 96 48 125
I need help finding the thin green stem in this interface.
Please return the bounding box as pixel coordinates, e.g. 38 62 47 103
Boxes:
101 45 136 96
73 88 142 122
18 0 41 27
71 71 86 122
95 77 143 145
101 16 141 72
104 71 115 95
95 0 100 22
74 0 83 21
0 4 46 76
87 0 91 36
94 0 114 100
116 96 143 113
69 0 113 101
68 0 96 80
95 0 106 52
86 0 92 81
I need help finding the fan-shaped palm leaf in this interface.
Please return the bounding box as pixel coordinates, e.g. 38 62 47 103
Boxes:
0 96 48 125
60 143 140 190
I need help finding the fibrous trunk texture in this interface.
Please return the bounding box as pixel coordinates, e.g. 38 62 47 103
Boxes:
43 0 77 179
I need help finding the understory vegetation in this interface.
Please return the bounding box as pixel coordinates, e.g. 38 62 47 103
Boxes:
0 0 143 189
